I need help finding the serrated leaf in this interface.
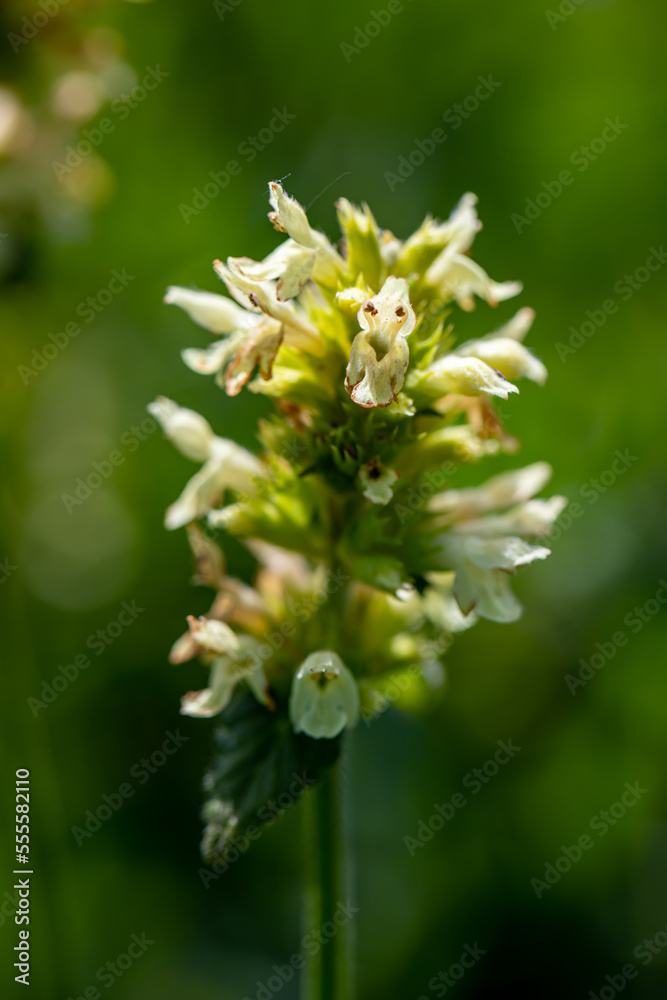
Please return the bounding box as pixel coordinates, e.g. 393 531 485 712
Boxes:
200 690 340 863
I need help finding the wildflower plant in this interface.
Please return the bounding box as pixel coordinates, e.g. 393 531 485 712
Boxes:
150 182 563 996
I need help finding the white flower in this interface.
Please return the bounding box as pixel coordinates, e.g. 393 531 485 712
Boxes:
267 181 344 289
228 241 316 301
345 276 416 407
164 286 251 334
429 462 553 518
429 462 565 623
148 395 215 462
148 397 266 530
451 496 568 539
166 283 286 396
166 246 324 396
452 307 546 385
488 306 536 342
440 534 551 623
359 462 399 504
453 336 547 385
166 440 265 530
398 192 482 268
178 615 273 717
214 258 321 345
416 355 519 400
289 650 359 739
185 615 239 655
180 634 272 719
422 572 478 633
425 247 522 311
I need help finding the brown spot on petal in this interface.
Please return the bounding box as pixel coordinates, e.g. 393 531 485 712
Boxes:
395 306 405 317
268 211 287 233
312 669 337 689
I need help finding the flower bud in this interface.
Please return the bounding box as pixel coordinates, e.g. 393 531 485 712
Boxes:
335 198 383 288
148 396 215 462
164 442 266 531
396 192 481 275
490 306 536 342
267 182 342 286
164 285 249 334
418 355 519 400
429 462 553 518
425 248 522 310
454 336 547 385
186 615 239 655
289 651 359 739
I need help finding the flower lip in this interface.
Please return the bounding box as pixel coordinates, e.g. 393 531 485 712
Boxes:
345 276 416 408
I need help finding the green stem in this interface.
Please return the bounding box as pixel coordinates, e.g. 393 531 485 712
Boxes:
301 756 354 1000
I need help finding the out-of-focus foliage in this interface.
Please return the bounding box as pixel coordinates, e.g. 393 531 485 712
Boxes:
1 0 666 997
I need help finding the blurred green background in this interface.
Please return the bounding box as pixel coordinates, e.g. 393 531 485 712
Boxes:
1 0 666 996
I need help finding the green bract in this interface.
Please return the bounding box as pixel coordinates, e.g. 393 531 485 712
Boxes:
151 182 562 861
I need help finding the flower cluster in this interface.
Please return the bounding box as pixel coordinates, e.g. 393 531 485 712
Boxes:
151 182 562 749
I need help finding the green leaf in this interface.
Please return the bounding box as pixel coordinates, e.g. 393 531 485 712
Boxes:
200 690 341 863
